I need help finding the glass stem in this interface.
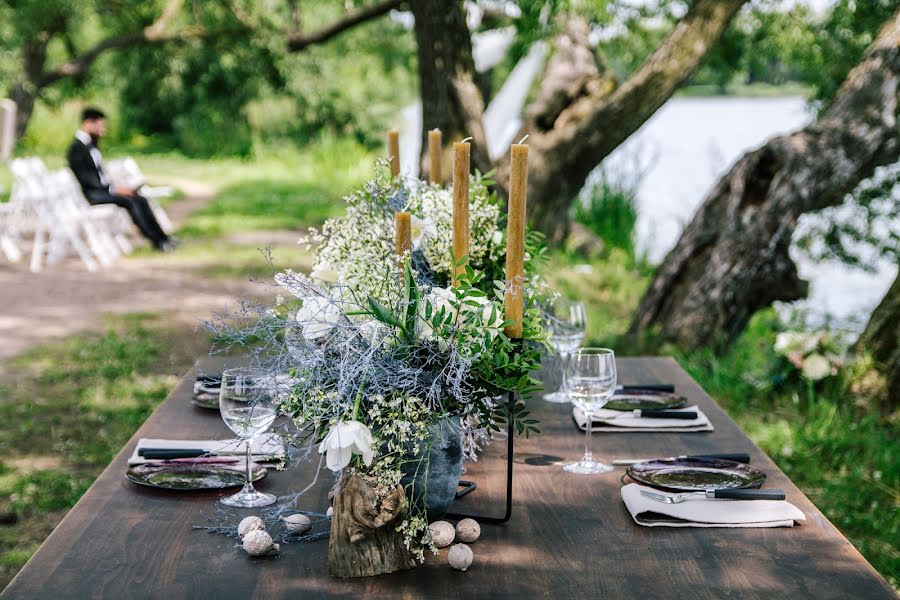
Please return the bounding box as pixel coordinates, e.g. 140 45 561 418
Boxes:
558 351 569 394
583 412 593 463
244 439 253 490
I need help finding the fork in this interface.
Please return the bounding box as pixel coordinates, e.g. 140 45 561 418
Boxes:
640 488 786 503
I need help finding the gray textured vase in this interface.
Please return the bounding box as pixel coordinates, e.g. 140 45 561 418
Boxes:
400 415 463 522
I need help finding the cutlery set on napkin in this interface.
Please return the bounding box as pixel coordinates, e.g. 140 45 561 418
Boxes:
572 384 713 432
128 432 286 466
583 384 806 528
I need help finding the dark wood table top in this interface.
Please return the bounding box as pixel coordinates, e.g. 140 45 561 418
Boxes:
3 357 894 599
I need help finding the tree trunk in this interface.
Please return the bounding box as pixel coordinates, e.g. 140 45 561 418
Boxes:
411 0 491 181
327 473 416 578
9 36 50 140
855 273 900 410
507 0 746 243
628 11 900 351
9 82 36 141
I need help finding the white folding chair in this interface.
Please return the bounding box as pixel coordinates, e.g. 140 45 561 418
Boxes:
106 157 174 234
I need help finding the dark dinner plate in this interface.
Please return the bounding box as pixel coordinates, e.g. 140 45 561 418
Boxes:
190 393 219 410
626 456 766 491
605 390 688 411
126 462 267 491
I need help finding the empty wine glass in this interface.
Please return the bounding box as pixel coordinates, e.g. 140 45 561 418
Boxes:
219 367 278 507
564 348 616 475
542 298 586 403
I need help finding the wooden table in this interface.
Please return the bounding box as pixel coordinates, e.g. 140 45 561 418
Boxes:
3 357 894 599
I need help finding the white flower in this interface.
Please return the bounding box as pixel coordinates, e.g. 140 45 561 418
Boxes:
310 261 340 284
410 215 437 249
491 230 503 246
774 332 804 355
318 421 374 471
801 353 831 381
467 294 502 333
419 287 457 341
294 295 342 339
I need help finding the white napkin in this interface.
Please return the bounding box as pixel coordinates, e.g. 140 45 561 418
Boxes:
621 483 805 528
573 405 714 432
128 432 285 466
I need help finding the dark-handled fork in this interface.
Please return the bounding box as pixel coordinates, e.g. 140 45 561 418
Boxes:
640 488 785 503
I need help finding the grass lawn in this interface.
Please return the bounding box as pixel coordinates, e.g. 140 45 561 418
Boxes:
0 148 896 589
0 314 210 588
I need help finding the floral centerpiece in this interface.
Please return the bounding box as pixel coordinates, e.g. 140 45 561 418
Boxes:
219 147 546 576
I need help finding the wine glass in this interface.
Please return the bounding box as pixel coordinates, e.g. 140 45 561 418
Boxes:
542 298 586 403
219 367 278 507
564 348 616 475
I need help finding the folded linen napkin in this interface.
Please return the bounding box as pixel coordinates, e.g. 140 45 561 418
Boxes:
621 483 805 528
128 432 285 466
573 405 714 432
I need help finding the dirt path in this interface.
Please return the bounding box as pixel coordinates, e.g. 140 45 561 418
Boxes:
0 179 269 366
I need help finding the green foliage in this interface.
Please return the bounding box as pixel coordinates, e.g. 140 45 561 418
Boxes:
795 0 900 108
572 178 639 257
0 314 208 587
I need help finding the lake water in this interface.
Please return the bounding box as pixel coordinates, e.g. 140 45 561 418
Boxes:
600 96 897 331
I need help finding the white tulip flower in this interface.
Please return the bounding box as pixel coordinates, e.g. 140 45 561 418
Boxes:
318 421 374 472
310 261 340 284
294 295 342 340
410 216 437 249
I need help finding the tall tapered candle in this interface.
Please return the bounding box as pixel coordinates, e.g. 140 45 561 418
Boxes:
452 140 471 286
388 130 400 178
395 211 412 256
504 143 529 338
428 128 442 184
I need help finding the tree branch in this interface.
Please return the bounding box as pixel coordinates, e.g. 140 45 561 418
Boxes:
36 0 202 88
286 0 403 52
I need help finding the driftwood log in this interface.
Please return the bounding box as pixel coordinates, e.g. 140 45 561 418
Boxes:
327 473 416 578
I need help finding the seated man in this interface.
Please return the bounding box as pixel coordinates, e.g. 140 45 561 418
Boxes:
67 107 174 252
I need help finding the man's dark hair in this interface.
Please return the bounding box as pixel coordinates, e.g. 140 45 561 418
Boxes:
81 107 106 122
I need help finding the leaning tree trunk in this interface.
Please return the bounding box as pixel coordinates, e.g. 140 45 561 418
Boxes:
507 0 746 242
628 11 900 351
411 0 491 180
855 273 900 411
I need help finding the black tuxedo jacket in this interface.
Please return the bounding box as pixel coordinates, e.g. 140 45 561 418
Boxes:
67 138 112 203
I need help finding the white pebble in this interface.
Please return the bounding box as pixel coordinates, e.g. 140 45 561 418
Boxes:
448 543 473 571
429 521 455 548
282 513 312 535
237 516 265 539
455 518 480 543
242 530 279 556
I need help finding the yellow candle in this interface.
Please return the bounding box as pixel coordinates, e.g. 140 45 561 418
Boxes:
504 143 528 338
428 128 442 184
388 130 400 178
395 211 412 256
452 141 471 286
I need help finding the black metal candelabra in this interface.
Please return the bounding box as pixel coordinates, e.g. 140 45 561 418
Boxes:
446 390 516 525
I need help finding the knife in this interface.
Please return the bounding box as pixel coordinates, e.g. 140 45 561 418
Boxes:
138 448 209 459
628 409 697 420
613 452 751 466
616 384 675 393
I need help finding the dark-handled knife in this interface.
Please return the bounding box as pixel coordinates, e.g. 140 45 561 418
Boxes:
613 453 751 466
705 488 785 501
633 409 697 419
617 384 675 393
138 448 209 459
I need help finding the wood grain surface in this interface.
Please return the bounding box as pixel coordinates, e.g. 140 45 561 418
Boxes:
2 357 894 599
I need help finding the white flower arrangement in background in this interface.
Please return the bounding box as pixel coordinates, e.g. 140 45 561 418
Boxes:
774 330 844 381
